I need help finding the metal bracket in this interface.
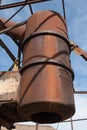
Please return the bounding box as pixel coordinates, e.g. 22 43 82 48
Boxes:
70 41 87 61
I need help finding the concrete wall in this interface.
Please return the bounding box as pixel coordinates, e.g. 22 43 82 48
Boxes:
1 124 55 130
0 71 20 101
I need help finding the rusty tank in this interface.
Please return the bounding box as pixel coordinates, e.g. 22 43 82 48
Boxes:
17 10 75 123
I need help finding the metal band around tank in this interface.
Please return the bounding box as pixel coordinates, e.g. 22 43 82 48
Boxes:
21 30 71 52
20 59 74 80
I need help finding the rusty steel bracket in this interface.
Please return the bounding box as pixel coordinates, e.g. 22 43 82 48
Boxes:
70 41 87 61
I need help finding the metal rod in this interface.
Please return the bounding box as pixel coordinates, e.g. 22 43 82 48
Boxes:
70 118 74 130
0 20 27 34
0 0 51 10
62 0 66 20
0 20 20 46
63 118 87 123
17 46 22 69
74 91 87 94
4 5 25 25
25 0 33 15
0 39 16 62
8 63 14 71
36 123 38 130
56 123 59 130
29 4 33 15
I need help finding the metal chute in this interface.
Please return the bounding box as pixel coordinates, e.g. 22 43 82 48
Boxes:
17 10 75 123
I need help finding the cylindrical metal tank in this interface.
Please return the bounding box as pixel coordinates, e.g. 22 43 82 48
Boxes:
17 10 75 123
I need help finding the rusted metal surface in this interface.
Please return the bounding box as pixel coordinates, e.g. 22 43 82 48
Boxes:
23 10 68 40
17 10 75 123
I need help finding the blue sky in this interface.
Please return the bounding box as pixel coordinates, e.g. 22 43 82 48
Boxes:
0 0 87 130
